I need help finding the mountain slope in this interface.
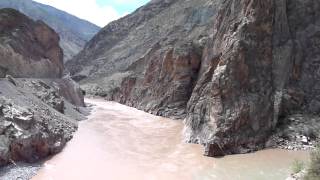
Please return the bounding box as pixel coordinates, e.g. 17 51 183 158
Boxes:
0 0 100 61
68 0 320 157
67 0 218 117
0 8 63 78
0 8 87 166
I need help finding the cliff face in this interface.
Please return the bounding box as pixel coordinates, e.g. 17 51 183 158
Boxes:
186 0 320 156
185 0 275 156
67 0 218 118
0 79 78 166
0 9 85 166
0 0 100 61
276 0 320 117
0 8 63 78
68 0 320 156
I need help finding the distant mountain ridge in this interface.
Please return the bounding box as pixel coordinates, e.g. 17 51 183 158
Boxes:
0 0 100 61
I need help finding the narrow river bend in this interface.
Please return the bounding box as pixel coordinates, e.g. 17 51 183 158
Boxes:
33 99 308 180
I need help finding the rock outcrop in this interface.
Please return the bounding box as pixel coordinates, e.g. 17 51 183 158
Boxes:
0 8 85 110
0 9 85 166
0 80 77 166
54 76 85 107
186 0 320 156
0 0 100 61
68 0 320 156
19 78 85 114
0 8 63 78
185 0 275 156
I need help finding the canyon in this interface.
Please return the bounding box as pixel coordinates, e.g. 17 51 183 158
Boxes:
0 0 319 179
67 0 320 157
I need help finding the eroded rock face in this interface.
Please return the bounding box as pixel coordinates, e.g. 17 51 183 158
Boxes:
67 0 218 118
0 8 85 166
55 76 85 107
0 0 100 62
185 0 320 156
68 0 320 156
19 78 85 112
25 80 65 113
105 43 202 118
0 81 77 166
15 78 86 116
0 8 63 78
185 0 274 156
276 0 320 117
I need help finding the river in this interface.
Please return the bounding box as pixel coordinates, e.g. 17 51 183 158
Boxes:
32 98 308 180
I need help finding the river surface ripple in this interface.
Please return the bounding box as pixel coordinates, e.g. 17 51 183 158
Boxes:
33 98 308 180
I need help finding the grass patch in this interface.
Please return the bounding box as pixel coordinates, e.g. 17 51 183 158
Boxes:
304 146 320 180
292 159 305 174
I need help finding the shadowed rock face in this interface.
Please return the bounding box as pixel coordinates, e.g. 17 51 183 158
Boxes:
186 0 320 156
0 0 100 62
0 8 63 78
68 0 320 156
277 0 320 116
185 0 275 156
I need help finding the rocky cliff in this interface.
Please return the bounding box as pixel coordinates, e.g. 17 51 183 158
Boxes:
67 0 218 118
0 9 85 166
68 0 320 156
185 0 320 156
185 0 275 156
0 0 100 61
0 79 77 166
0 8 63 78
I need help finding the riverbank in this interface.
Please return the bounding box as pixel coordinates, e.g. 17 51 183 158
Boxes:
0 98 311 180
0 162 42 180
31 98 308 180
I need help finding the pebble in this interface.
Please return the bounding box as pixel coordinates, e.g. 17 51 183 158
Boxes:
301 136 308 145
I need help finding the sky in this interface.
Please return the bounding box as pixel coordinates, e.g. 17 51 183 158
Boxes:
33 0 150 27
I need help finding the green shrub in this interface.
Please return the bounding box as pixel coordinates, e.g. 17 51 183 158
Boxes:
292 159 305 174
304 146 320 180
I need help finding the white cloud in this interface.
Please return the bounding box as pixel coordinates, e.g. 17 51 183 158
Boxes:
33 0 123 27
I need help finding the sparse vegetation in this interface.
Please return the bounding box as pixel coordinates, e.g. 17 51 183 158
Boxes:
292 159 305 174
304 145 320 180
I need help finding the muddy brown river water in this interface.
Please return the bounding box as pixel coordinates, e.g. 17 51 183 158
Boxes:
32 99 308 180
